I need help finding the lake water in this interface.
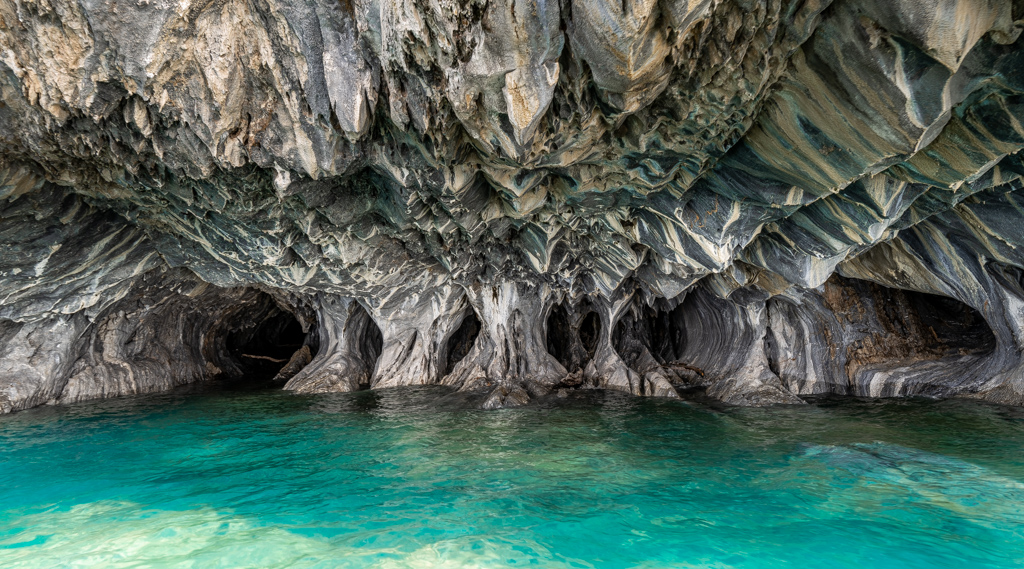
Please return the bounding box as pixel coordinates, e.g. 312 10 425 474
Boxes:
1 385 1022 568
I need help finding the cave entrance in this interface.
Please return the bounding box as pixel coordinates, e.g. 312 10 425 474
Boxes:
444 310 481 375
827 277 997 364
612 303 669 371
612 290 736 387
226 302 317 384
546 302 602 373
879 288 995 356
356 307 383 387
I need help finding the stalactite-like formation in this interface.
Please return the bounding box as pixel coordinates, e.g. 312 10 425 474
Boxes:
2 0 1024 412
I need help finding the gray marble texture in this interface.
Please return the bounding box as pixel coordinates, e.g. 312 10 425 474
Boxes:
1 0 1024 411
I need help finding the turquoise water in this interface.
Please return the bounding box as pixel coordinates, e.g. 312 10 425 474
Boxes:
1 386 1023 568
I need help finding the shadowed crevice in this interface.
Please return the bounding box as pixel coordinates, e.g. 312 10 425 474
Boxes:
829 277 996 368
351 304 383 389
579 311 601 361
222 294 318 383
445 311 481 376
546 301 602 374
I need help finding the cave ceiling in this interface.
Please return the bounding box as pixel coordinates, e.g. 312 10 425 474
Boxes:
3 0 1024 410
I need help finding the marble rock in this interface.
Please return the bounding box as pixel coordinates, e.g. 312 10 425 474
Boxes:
2 0 1024 411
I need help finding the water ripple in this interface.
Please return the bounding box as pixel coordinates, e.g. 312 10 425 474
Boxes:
0 388 1022 567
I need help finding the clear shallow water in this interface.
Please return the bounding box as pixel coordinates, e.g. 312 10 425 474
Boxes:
1 385 1023 568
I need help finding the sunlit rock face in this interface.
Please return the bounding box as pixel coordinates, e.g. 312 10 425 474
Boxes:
2 0 1024 412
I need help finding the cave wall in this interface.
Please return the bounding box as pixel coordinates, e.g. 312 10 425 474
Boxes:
0 266 315 413
2 0 1024 411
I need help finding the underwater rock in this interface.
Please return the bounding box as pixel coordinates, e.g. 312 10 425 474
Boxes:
1 0 1024 411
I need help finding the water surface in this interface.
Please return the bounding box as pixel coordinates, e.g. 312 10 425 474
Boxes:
1 385 1023 568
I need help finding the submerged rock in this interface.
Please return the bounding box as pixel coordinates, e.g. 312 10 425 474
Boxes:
1 0 1024 411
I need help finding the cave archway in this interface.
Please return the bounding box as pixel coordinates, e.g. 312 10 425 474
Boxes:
613 304 661 371
765 276 999 397
357 307 384 384
579 311 601 360
612 289 757 386
546 302 602 373
222 295 319 384
444 310 481 375
827 277 996 364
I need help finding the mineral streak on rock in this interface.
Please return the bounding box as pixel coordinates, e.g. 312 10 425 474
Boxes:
1 0 1024 412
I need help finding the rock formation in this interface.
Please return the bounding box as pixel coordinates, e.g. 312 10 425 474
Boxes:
1 0 1024 412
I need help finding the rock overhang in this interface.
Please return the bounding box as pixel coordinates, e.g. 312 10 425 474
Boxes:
1 0 1024 411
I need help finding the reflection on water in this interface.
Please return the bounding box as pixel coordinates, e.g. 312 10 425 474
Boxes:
1 385 1023 568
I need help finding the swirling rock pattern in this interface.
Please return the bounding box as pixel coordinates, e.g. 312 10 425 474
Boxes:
1 0 1024 411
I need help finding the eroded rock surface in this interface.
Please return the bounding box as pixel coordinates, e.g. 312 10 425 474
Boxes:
2 0 1024 411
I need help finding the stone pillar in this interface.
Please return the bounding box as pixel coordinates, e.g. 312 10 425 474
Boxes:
368 285 471 389
442 281 566 408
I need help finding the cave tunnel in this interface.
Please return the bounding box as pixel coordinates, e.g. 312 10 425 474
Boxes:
547 302 602 373
579 311 601 360
887 290 995 355
444 310 480 376
612 304 665 371
224 295 319 384
612 289 764 385
610 278 999 384
836 277 997 360
355 306 384 386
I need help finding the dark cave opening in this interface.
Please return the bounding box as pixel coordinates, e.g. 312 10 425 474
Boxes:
893 291 995 355
226 305 316 383
546 304 573 370
760 276 1000 397
579 311 601 360
612 304 659 371
612 289 754 387
838 278 997 361
612 301 685 371
444 311 481 375
547 302 602 373
358 308 384 383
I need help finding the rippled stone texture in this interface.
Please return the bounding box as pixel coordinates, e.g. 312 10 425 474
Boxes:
1 0 1024 411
